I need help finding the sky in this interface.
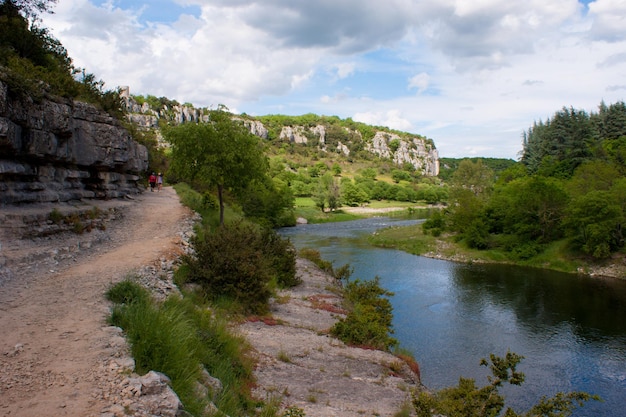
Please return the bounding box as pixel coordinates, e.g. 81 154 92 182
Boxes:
40 0 626 159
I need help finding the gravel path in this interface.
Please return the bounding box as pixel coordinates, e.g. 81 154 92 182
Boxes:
0 187 193 417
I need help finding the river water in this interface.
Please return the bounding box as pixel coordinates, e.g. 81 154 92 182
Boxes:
279 217 626 417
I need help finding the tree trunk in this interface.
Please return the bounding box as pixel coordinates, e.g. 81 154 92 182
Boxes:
218 183 225 226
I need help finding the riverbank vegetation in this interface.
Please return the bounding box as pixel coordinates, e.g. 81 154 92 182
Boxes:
370 103 626 277
413 351 599 417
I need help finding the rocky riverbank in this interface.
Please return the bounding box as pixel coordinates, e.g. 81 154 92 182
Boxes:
239 258 422 416
1 189 422 416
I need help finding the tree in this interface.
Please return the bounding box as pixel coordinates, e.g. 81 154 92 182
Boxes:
312 172 341 212
165 108 269 226
489 176 569 243
413 351 598 417
564 190 624 258
5 0 57 18
341 180 369 206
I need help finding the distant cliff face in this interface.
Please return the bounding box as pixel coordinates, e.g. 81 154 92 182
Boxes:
276 124 440 176
0 82 148 205
121 87 439 176
367 131 440 176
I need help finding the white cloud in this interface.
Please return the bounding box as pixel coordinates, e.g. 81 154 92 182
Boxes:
353 110 413 132
333 63 356 80
40 0 626 158
408 73 430 94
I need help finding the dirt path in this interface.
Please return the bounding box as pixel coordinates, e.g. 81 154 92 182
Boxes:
0 187 191 417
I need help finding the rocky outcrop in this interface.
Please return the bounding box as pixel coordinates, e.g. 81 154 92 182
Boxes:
119 86 440 176
367 131 440 176
0 82 148 205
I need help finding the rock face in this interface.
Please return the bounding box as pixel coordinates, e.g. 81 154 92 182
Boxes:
120 86 440 176
367 131 440 176
0 82 148 205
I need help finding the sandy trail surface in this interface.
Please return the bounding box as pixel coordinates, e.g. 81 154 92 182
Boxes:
0 187 191 417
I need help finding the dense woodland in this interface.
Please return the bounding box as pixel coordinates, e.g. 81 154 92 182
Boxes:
426 103 626 261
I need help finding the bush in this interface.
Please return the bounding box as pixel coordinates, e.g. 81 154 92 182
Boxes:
331 276 397 351
413 351 599 417
105 279 150 305
184 220 296 314
262 228 300 288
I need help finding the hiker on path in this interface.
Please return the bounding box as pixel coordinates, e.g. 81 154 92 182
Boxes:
157 173 163 192
148 172 157 191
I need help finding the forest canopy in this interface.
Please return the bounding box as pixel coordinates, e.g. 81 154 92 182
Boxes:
429 100 626 260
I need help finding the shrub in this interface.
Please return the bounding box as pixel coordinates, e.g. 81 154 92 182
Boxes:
412 351 599 417
49 208 63 224
105 279 150 305
331 276 397 351
184 220 296 314
299 248 334 274
262 228 299 288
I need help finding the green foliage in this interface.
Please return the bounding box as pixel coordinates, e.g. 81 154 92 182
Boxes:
107 280 257 416
439 157 517 182
298 248 354 281
105 279 150 305
165 108 270 225
391 169 412 183
564 189 624 258
0 2 124 117
237 177 295 228
331 276 397 351
312 172 341 212
183 220 297 314
413 351 598 417
340 179 370 206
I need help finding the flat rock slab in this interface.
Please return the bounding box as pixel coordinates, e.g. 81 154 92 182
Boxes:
239 258 421 417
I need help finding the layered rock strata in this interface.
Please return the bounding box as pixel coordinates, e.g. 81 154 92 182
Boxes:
0 81 148 205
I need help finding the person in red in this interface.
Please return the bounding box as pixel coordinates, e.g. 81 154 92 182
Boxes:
148 172 157 192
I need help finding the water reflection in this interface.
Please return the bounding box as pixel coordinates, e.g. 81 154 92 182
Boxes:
279 219 626 416
452 264 626 339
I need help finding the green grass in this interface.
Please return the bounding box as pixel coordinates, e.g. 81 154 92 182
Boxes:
294 197 431 224
294 197 364 223
368 224 437 255
367 223 607 276
173 182 242 228
106 279 258 416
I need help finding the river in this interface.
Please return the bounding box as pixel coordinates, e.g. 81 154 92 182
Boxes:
279 217 626 417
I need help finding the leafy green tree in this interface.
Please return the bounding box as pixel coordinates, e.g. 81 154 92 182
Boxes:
312 172 341 212
237 177 295 228
413 351 598 417
341 180 369 206
391 169 411 183
564 190 624 258
489 176 569 243
451 159 494 197
360 167 378 180
165 108 269 225
566 160 621 197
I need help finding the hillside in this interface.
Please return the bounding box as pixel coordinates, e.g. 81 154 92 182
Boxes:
121 89 440 177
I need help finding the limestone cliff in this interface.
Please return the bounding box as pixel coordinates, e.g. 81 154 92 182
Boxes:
0 81 148 205
121 87 439 176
